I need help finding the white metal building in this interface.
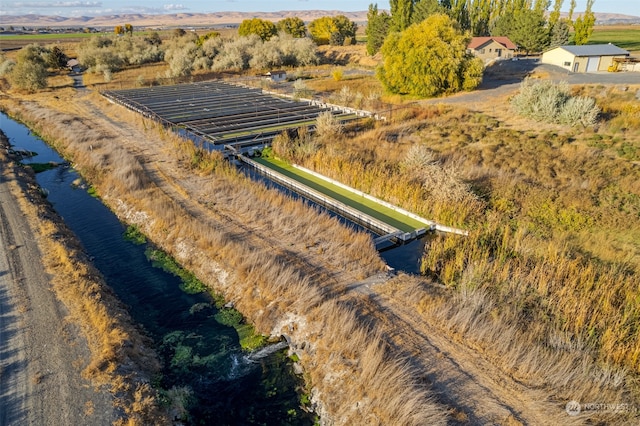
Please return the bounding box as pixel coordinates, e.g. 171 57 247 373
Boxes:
541 44 630 73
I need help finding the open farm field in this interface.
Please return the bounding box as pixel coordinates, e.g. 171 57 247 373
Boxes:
589 26 640 53
0 32 96 50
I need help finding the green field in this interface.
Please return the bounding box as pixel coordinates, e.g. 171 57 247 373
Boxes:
0 32 96 40
254 156 431 232
0 31 150 50
589 28 640 52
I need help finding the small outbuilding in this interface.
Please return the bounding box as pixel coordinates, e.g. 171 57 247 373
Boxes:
467 36 517 62
66 58 81 74
265 70 287 83
541 44 630 73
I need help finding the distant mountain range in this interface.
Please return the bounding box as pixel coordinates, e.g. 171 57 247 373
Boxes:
1 10 638 28
0 10 368 28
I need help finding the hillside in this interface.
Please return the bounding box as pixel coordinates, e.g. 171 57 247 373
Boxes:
0 10 369 28
1 10 638 28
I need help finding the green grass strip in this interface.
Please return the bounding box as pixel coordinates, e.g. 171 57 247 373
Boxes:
254 156 429 232
0 32 149 40
1 32 96 40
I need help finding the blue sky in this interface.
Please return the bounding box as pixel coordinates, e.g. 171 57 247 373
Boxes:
1 0 638 17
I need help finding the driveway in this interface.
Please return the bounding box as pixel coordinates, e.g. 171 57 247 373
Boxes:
425 58 640 106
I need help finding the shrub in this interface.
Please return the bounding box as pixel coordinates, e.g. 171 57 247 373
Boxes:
0 58 15 76
557 96 600 127
511 79 600 127
293 78 312 98
315 111 343 140
8 44 48 92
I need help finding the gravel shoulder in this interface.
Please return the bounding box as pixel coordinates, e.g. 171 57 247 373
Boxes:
0 136 114 426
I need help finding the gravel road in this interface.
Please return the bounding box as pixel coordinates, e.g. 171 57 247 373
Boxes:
0 134 115 425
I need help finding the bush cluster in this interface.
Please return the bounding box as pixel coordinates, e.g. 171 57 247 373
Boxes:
77 34 164 78
164 33 318 77
511 79 600 127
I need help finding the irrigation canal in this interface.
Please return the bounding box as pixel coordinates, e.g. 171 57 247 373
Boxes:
1 113 315 425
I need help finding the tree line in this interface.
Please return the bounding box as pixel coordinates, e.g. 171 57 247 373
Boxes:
238 15 357 46
367 0 596 55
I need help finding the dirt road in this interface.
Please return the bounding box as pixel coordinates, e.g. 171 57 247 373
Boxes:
0 138 114 425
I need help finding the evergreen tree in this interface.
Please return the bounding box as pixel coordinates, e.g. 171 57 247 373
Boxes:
549 18 570 47
492 9 549 54
47 46 68 70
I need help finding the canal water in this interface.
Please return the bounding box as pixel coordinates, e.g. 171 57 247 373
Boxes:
243 166 430 274
0 113 313 425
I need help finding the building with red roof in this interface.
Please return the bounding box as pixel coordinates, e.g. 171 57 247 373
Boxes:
467 36 517 62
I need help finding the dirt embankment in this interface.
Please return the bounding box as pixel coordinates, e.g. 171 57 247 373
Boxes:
0 130 168 425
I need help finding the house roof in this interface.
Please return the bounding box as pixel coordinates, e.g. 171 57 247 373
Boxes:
468 36 517 50
555 44 629 56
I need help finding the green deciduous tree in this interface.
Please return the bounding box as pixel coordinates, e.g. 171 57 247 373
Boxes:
412 0 444 24
9 44 48 92
366 4 392 55
277 17 306 38
377 13 483 97
309 15 357 46
390 0 414 31
450 0 470 31
308 16 336 45
573 0 596 45
238 18 277 41
333 15 358 45
548 0 563 29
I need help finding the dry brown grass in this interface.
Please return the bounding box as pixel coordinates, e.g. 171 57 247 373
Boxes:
2 93 445 424
271 97 640 414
